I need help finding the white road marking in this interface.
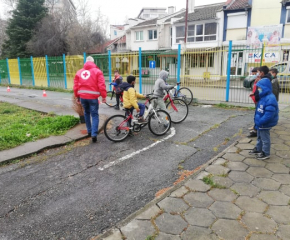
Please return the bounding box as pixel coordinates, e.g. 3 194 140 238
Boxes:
98 127 176 171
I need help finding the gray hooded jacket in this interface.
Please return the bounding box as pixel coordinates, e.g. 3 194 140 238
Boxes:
153 70 174 97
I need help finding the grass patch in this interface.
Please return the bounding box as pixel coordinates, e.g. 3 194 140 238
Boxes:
0 102 79 151
202 175 226 189
145 236 155 240
215 103 255 111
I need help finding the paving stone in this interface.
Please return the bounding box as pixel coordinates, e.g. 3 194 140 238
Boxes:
184 179 211 192
272 144 290 151
231 183 260 197
170 186 189 198
271 138 285 144
239 150 254 158
276 225 290 240
241 212 277 233
247 167 273 178
213 158 227 165
265 156 284 163
244 158 266 167
183 192 214 208
209 201 242 219
208 189 237 201
205 165 230 176
196 171 210 180
157 197 189 213
227 162 248 171
252 178 281 191
184 208 216 227
227 146 238 152
228 171 254 183
121 219 155 240
282 160 290 168
156 232 181 240
212 176 234 188
249 234 278 240
272 174 290 184
181 226 218 240
238 138 252 144
265 163 290 174
102 229 123 240
258 191 290 206
280 185 290 196
276 151 290 159
236 143 255 150
136 205 161 220
211 219 248 240
275 130 290 135
155 213 187 235
285 141 290 146
223 153 245 162
267 206 290 224
235 196 267 213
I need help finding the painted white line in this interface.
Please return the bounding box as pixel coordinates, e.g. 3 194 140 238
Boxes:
98 127 176 171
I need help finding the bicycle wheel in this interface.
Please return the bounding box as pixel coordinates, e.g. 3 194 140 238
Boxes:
105 91 117 107
104 115 130 142
166 99 188 123
176 87 193 105
148 109 171 136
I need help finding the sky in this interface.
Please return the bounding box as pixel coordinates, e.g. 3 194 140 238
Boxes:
90 0 225 25
0 0 224 22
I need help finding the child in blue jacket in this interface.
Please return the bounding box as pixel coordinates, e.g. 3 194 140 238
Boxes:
249 76 279 160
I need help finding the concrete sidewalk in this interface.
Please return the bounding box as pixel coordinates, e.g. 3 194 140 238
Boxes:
0 88 109 163
97 106 290 240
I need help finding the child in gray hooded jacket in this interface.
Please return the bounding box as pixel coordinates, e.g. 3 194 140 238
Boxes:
153 70 174 110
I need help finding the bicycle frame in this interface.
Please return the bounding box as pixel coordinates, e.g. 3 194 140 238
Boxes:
163 93 178 111
117 114 133 131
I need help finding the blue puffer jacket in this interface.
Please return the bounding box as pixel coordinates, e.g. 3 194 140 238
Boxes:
254 78 279 129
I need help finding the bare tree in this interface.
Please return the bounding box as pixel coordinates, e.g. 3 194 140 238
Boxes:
0 16 7 56
2 0 18 17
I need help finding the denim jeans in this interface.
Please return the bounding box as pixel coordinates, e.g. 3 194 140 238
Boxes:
256 129 271 156
80 98 99 137
130 103 145 117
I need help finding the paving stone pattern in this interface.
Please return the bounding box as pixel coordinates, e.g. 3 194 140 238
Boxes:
102 109 290 240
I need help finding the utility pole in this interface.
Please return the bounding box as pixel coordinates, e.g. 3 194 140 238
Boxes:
184 0 188 43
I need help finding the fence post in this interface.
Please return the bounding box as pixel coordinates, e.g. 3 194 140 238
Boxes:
83 52 86 64
6 58 11 85
226 40 233 102
63 54 67 89
108 50 112 91
260 43 265 66
17 57 22 85
45 55 50 87
177 44 181 91
30 56 35 86
139 47 142 94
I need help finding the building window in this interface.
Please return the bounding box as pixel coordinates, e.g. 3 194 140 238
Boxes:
287 9 290 23
148 30 157 40
176 26 185 43
188 53 214 68
136 31 143 41
114 30 117 36
178 23 217 43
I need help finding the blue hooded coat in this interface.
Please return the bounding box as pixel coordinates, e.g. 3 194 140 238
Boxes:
254 78 279 129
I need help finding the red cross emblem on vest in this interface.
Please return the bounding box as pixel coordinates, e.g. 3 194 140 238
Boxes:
81 70 90 80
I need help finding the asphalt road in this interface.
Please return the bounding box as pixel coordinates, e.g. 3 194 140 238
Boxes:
0 89 254 240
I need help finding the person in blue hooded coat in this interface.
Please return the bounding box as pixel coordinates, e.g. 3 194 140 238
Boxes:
249 78 279 160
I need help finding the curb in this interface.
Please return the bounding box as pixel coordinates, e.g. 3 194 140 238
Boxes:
0 115 108 165
93 136 241 240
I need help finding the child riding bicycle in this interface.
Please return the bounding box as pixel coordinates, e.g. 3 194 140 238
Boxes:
120 75 147 124
153 70 174 110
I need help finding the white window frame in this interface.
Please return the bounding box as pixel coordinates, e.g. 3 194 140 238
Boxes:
286 7 290 23
135 31 143 41
179 22 217 43
148 29 158 40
